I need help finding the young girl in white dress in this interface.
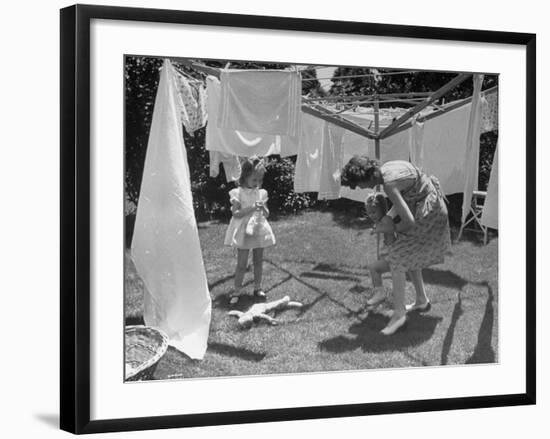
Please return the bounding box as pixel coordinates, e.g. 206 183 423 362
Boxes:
224 157 276 305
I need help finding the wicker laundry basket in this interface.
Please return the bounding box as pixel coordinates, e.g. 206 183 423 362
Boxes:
125 325 169 381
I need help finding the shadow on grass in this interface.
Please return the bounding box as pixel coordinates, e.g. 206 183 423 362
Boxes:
312 262 368 277
301 271 362 283
265 259 363 316
421 268 470 290
440 293 464 365
208 342 267 362
319 312 443 353
466 283 496 364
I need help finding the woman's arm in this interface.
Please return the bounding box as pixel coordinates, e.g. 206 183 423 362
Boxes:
383 183 415 233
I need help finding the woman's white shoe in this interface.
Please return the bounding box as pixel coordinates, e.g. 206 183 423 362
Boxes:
405 301 431 312
380 314 407 335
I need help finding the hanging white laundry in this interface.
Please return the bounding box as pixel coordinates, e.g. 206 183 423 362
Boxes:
408 114 425 169
318 123 345 200
218 69 302 136
173 70 207 136
131 59 212 360
481 144 498 229
461 74 484 224
205 76 298 157
209 151 241 182
421 103 472 195
293 113 325 193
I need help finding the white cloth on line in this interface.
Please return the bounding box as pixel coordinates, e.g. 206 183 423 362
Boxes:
421 103 472 195
173 70 207 136
318 123 345 200
131 59 212 360
209 151 241 182
205 76 298 157
481 144 498 229
293 114 345 199
461 74 484 223
293 113 325 193
218 69 302 137
408 115 425 169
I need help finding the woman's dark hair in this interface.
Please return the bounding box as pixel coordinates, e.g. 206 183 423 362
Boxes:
340 155 381 189
238 156 266 187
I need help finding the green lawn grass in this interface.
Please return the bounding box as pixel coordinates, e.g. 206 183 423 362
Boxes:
125 209 498 380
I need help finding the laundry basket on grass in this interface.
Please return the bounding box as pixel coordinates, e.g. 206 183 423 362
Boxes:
125 325 168 381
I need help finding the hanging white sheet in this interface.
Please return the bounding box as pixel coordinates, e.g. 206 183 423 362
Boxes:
218 69 302 136
461 74 484 224
293 113 325 193
318 123 345 200
131 60 212 360
205 76 298 157
481 144 498 229
408 115 425 169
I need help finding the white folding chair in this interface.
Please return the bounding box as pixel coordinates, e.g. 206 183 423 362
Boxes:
457 190 489 245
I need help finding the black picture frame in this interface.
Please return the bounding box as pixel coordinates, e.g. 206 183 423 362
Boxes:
60 4 536 434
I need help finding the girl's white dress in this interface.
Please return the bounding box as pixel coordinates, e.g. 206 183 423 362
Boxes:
224 187 276 249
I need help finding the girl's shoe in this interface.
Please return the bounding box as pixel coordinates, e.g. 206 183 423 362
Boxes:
405 300 431 312
381 314 407 335
253 289 266 300
229 295 240 305
367 287 387 307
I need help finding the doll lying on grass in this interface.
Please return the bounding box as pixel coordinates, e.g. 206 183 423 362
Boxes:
228 295 303 329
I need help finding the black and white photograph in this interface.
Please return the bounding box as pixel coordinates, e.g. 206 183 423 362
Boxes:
124 56 499 381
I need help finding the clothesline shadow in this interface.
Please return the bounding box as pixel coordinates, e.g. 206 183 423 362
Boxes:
420 268 470 290
318 311 443 354
465 282 496 364
440 292 464 365
265 259 364 318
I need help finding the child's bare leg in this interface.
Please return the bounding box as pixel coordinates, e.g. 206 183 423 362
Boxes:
369 259 389 288
252 248 264 294
234 249 249 293
367 259 390 306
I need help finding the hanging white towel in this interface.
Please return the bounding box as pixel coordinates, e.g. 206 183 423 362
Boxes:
209 151 241 182
131 59 212 360
461 74 484 224
293 113 325 193
318 123 345 200
218 69 302 137
421 103 472 195
408 115 425 169
205 76 298 157
481 144 498 229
